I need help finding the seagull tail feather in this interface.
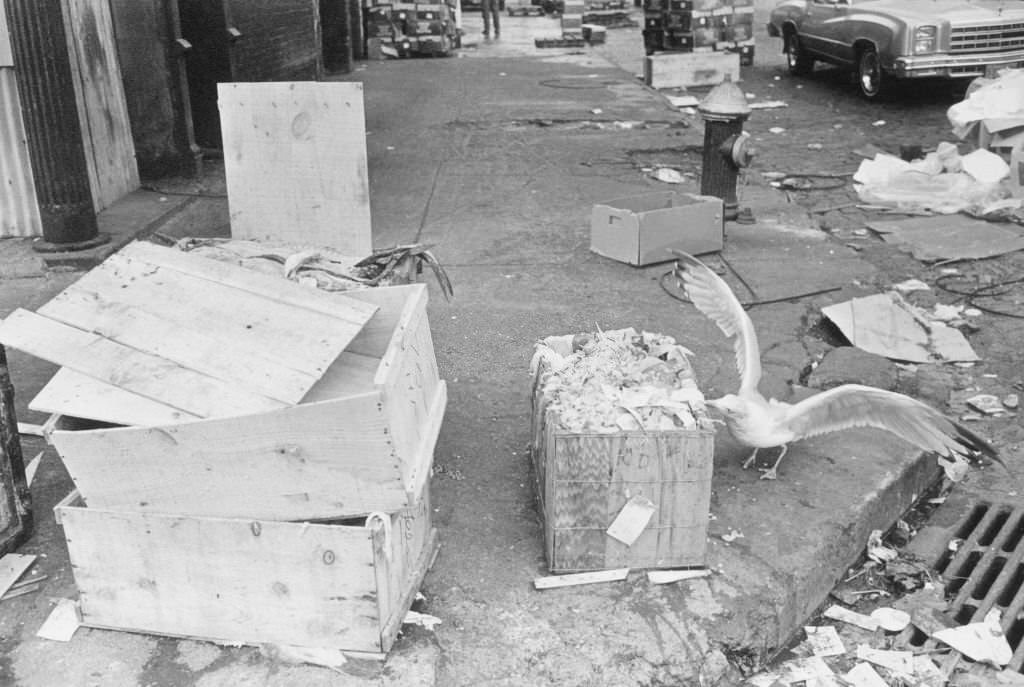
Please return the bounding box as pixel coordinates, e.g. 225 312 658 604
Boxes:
951 420 1015 479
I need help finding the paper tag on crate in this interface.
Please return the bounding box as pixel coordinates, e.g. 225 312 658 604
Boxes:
606 495 657 546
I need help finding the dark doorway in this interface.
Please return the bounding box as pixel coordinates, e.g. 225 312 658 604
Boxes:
321 0 352 74
179 0 231 149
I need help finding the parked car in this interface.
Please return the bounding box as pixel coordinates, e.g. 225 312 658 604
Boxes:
767 0 1024 99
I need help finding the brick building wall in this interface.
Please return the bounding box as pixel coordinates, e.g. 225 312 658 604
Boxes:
226 0 322 82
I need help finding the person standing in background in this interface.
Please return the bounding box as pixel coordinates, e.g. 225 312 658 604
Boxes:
481 0 500 37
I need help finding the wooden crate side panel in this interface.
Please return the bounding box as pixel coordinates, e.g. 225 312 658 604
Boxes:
376 490 434 649
60 507 384 652
220 82 372 254
551 435 614 529
379 288 442 490
50 391 405 520
340 285 423 359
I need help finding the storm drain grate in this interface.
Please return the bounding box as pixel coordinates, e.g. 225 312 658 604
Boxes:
912 501 1024 673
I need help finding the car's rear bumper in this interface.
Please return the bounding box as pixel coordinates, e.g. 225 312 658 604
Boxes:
894 49 1024 78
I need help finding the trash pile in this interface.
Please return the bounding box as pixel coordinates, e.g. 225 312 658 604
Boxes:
747 526 1020 686
852 143 1014 216
530 328 713 433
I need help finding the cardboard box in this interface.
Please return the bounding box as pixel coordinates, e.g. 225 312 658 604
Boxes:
590 191 723 266
57 489 437 656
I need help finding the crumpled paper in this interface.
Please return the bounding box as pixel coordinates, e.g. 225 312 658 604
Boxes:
532 328 712 433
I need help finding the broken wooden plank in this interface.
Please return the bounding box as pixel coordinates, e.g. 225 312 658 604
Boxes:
219 82 373 255
0 553 36 599
646 568 710 584
0 309 287 419
36 598 81 641
533 568 630 589
30 368 199 427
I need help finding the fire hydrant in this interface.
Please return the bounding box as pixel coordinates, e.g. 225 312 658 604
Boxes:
698 76 754 221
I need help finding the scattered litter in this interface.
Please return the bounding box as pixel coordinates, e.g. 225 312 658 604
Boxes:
807 143 823 150
768 127 786 134
948 68 1024 140
24 450 42 487
1004 393 1019 409
591 108 603 115
606 495 657 546
403 610 443 631
961 148 1011 184
259 643 347 671
866 529 899 564
2 574 48 601
892 278 930 292
823 605 879 632
16 422 44 437
844 662 888 687
868 607 910 632
37 598 81 642
855 644 914 674
721 529 744 543
822 292 979 363
935 608 1012 666
930 303 962 322
652 167 685 184
853 143 1018 214
803 625 846 657
748 101 788 110
0 553 36 601
872 120 886 127
533 568 630 590
747 656 836 687
646 568 709 584
966 393 1006 415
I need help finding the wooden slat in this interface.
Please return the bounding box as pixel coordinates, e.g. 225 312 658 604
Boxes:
119 241 377 326
49 391 409 520
219 82 372 254
30 368 197 427
0 309 286 418
39 251 345 403
59 506 385 652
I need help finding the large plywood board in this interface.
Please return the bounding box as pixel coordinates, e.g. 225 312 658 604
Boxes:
220 82 372 254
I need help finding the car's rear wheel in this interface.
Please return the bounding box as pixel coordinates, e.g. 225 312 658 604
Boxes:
784 30 814 76
857 46 884 99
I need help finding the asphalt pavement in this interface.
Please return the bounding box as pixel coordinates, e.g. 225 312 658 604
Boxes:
0 7 1021 686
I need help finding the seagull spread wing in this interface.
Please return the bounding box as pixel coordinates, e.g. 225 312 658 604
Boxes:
782 384 998 461
673 251 762 395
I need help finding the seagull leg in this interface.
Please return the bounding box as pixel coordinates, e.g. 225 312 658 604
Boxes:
741 448 759 470
759 445 789 480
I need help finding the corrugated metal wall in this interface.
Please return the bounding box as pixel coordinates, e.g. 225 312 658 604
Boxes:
0 0 42 239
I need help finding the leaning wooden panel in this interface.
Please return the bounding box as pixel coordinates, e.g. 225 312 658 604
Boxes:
57 494 438 654
220 82 372 254
48 284 446 520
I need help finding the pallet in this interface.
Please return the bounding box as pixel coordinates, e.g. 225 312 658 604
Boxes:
534 36 586 47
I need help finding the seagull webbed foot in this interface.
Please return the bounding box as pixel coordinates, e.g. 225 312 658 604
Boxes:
758 467 779 480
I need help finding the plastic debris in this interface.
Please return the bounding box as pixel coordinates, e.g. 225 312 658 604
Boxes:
653 167 685 184
934 608 1013 666
721 529 744 543
1004 394 1019 409
823 605 879 632
868 607 910 632
403 610 443 631
892 278 930 292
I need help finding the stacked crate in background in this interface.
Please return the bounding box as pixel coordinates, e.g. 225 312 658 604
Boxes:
642 0 754 65
364 1 459 58
561 0 585 38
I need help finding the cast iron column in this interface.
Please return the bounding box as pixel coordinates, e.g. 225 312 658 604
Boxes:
0 345 31 556
4 0 109 251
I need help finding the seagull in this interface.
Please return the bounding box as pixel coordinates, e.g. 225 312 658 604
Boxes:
672 250 1007 481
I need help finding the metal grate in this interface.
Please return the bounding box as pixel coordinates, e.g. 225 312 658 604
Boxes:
951 22 1024 53
915 502 1024 673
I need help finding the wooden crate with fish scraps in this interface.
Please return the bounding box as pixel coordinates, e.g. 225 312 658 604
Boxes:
530 329 715 573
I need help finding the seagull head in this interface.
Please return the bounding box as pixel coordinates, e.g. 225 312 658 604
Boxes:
705 394 748 420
